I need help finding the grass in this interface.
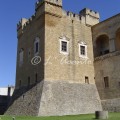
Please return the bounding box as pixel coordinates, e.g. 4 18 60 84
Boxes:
0 113 120 120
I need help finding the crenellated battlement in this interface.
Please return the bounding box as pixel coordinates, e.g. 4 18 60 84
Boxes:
62 8 100 26
17 2 100 37
17 18 28 31
17 14 36 31
62 10 80 20
62 10 87 24
17 0 63 34
80 8 100 19
63 10 78 19
35 0 62 11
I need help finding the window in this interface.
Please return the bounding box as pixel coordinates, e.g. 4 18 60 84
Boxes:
85 76 89 84
35 73 38 83
28 77 30 86
62 41 67 52
60 37 69 55
81 46 86 55
34 37 40 55
79 42 87 58
35 42 39 53
104 77 109 88
19 48 24 66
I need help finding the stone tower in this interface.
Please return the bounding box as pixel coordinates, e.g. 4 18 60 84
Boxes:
5 0 102 116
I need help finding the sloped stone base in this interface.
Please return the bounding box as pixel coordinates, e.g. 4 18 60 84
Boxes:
102 98 120 112
5 81 44 116
38 80 102 116
5 80 102 116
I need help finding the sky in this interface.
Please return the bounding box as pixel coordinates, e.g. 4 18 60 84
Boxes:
0 0 120 87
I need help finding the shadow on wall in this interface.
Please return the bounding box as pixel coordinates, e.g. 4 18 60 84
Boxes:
95 35 110 57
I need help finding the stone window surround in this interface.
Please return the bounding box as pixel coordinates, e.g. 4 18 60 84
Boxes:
79 42 87 59
59 37 69 55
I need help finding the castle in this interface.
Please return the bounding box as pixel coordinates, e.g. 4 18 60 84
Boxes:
5 0 120 116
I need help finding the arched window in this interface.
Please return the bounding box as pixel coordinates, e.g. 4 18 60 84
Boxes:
34 37 40 55
95 35 109 57
115 28 120 51
19 48 24 66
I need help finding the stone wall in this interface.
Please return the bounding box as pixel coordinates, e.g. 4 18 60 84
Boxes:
6 80 102 116
92 13 120 112
102 98 120 112
5 81 44 116
44 11 95 84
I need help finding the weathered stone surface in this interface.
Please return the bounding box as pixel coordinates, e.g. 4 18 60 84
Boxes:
92 11 120 112
6 0 120 116
5 81 44 116
39 80 102 116
102 98 120 112
5 80 102 116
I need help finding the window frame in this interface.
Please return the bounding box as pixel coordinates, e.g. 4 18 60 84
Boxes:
34 37 40 56
59 37 69 55
79 42 87 58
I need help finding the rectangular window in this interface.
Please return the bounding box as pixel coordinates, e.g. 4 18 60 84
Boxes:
28 77 30 86
104 77 109 88
61 41 67 52
79 44 87 58
35 42 39 53
85 76 89 84
35 73 38 83
60 39 69 55
80 46 86 55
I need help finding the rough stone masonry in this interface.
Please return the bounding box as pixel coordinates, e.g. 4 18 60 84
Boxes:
5 0 120 116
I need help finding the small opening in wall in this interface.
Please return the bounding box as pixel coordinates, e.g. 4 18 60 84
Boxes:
85 76 89 84
104 76 109 88
28 76 30 86
35 42 39 53
35 73 38 83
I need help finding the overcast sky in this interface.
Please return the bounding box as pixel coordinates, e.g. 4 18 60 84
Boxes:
0 0 120 87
